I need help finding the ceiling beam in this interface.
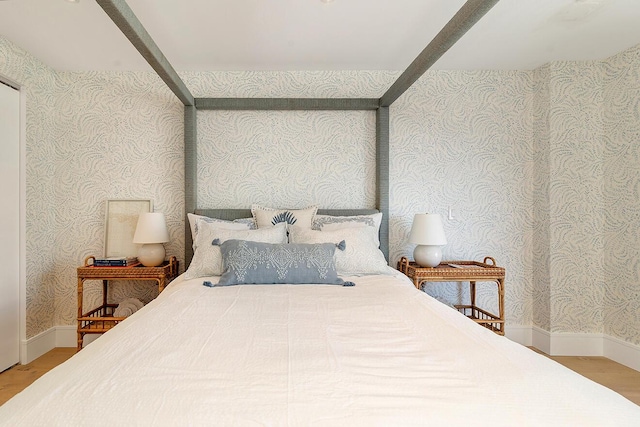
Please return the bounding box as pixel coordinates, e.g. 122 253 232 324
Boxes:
379 0 500 107
96 0 194 106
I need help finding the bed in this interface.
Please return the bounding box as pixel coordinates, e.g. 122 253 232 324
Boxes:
1 207 640 426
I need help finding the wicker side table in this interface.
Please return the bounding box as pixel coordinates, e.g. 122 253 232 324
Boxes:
398 256 505 335
76 256 179 351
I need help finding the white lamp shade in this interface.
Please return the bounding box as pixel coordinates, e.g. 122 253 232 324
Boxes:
409 213 447 246
133 213 169 244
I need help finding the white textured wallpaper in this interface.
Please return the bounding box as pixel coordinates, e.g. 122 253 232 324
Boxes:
50 71 184 328
197 110 376 209
548 60 606 334
389 70 535 320
2 36 640 347
531 65 551 331
602 45 640 344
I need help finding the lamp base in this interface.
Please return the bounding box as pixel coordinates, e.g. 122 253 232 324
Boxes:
413 245 443 268
137 243 166 267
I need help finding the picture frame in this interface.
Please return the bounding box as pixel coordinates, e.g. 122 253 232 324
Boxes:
104 199 153 258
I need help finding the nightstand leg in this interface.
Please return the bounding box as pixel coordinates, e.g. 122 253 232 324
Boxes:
470 281 476 307
102 280 108 307
497 278 505 325
77 278 84 352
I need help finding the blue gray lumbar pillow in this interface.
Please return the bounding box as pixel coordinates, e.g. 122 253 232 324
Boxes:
204 240 355 287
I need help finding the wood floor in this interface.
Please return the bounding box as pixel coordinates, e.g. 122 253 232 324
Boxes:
540 354 640 406
1 347 639 407
0 347 75 406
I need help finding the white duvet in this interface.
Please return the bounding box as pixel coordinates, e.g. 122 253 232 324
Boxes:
1 272 639 426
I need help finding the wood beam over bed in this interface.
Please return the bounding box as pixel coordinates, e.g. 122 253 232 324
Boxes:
380 0 500 107
196 98 379 111
96 0 195 106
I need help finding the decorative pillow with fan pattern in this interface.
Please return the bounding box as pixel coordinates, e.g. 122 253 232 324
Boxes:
251 204 318 229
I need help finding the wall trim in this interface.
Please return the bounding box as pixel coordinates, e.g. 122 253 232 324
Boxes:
514 326 640 372
22 326 77 364
505 324 532 346
529 326 603 356
604 334 640 372
531 325 551 354
55 325 77 347
548 331 604 356
21 328 56 364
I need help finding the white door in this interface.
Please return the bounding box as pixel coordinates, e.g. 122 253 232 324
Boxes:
0 81 20 372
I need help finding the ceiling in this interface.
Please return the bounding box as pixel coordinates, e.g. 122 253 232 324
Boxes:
2 0 640 72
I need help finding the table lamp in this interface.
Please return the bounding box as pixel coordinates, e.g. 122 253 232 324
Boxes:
133 212 169 267
409 213 447 267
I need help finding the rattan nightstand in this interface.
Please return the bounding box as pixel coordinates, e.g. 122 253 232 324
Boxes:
76 255 178 351
398 256 505 335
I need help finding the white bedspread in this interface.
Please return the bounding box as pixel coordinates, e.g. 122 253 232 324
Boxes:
1 272 639 426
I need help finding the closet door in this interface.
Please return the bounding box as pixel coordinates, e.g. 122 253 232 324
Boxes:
0 81 20 372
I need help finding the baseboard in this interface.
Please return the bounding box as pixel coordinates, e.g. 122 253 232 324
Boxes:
55 325 77 347
604 334 640 372
530 326 603 356
504 325 532 346
526 326 640 372
531 325 551 354
21 328 56 364
548 332 604 356
22 325 77 364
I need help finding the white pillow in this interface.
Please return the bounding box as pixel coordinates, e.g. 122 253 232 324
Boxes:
187 213 255 246
251 204 318 229
312 212 383 246
184 222 287 280
288 225 390 276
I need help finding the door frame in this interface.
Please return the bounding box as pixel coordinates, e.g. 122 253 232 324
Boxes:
18 84 26 364
1 74 27 365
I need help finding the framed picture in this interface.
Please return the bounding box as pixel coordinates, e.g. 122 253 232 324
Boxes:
104 199 153 258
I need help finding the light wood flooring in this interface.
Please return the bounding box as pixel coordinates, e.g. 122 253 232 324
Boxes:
1 347 639 406
0 347 75 406
534 350 640 406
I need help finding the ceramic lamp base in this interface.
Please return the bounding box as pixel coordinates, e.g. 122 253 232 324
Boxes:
137 243 165 267
413 245 443 268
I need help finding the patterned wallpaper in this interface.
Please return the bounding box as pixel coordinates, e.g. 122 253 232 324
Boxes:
602 45 640 344
181 71 397 98
389 70 535 320
2 35 640 346
197 110 376 209
49 71 184 328
548 60 606 334
531 65 551 331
